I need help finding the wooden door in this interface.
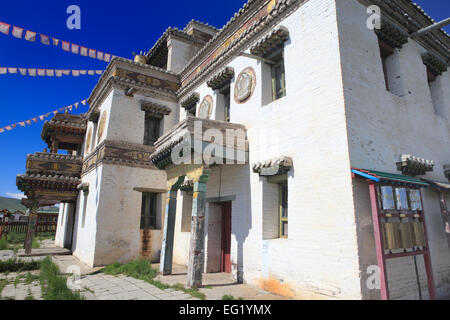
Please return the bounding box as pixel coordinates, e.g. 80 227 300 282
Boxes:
221 202 232 273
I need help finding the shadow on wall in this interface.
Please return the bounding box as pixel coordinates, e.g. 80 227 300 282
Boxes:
234 164 252 283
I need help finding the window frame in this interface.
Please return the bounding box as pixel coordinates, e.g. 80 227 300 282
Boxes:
270 50 286 101
143 113 162 146
219 84 231 122
279 181 288 239
140 192 158 230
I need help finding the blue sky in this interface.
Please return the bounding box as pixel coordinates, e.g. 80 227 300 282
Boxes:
0 0 449 199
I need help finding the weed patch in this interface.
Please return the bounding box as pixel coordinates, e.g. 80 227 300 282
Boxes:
39 257 84 300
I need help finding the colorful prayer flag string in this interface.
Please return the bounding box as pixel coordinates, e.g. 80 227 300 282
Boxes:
0 99 88 134
0 21 117 62
0 67 103 77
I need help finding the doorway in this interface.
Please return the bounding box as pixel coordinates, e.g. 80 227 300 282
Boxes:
206 201 232 273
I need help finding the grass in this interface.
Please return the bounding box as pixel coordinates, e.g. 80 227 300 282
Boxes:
222 294 244 300
102 260 206 300
0 232 43 252
0 279 9 298
39 257 84 300
0 259 41 273
14 272 40 288
0 237 8 250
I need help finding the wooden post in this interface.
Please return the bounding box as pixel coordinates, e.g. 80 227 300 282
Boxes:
369 183 390 300
24 201 39 255
187 167 211 288
419 190 436 300
160 176 185 275
437 191 450 247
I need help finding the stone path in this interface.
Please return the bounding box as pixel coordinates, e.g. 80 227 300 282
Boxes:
79 273 199 300
0 271 42 300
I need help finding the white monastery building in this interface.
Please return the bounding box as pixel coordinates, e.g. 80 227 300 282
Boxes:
17 0 450 300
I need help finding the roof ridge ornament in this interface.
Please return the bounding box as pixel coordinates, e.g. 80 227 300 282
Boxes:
444 164 450 182
397 154 435 176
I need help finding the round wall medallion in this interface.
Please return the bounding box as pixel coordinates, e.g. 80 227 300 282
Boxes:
198 95 213 119
97 111 107 140
85 126 92 153
234 67 256 104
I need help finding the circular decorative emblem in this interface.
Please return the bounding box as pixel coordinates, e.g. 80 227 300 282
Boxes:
198 96 213 119
85 126 93 153
97 111 107 140
234 67 256 104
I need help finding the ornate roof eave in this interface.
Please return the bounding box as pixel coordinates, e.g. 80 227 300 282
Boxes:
422 52 448 76
180 92 200 110
375 18 409 49
41 119 87 142
141 101 172 115
178 0 265 77
87 75 179 121
87 57 179 118
250 26 290 56
183 20 219 34
145 27 196 62
207 67 235 90
177 0 299 98
444 164 450 182
253 156 293 175
360 0 450 63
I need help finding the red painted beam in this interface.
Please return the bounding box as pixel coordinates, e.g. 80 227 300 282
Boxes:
419 190 436 300
369 183 390 300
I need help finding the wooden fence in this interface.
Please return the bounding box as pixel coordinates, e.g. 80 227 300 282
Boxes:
0 221 57 239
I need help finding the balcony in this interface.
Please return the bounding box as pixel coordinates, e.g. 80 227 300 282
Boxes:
150 116 248 176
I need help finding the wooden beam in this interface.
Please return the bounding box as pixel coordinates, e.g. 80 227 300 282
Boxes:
24 201 39 255
187 167 211 288
369 183 390 300
419 190 436 300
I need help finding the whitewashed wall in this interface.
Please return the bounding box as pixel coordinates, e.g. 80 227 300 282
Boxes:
336 0 450 299
172 0 363 299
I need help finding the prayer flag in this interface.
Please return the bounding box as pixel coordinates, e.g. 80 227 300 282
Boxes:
8 68 17 74
104 53 111 62
71 44 79 54
40 34 50 45
19 122 26 127
28 69 36 77
0 22 10 35
52 38 59 46
55 70 63 77
95 70 103 75
62 41 70 51
24 30 36 42
89 49 96 58
97 51 104 60
12 26 23 38
0 68 7 74
26 120 32 125
80 46 88 56
19 68 27 76
37 69 45 76
72 70 80 77
79 70 87 75
46 69 54 77
88 70 94 75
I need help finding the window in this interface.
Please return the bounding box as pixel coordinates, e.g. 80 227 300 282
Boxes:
140 192 157 229
144 114 161 146
279 182 288 238
263 174 288 240
379 41 394 91
379 186 422 211
271 51 286 101
219 85 231 122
